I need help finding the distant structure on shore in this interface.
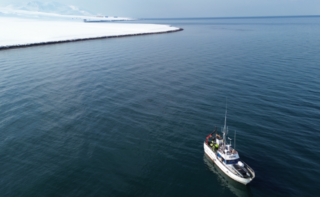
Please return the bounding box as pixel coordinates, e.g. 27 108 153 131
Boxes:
84 16 133 22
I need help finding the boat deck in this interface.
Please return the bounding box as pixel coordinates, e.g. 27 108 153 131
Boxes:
204 141 255 179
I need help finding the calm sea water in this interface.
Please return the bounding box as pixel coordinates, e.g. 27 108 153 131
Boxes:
0 16 319 197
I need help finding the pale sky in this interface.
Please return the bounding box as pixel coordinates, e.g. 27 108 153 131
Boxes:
1 0 320 18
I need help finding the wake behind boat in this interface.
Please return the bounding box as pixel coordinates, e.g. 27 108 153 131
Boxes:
203 110 255 185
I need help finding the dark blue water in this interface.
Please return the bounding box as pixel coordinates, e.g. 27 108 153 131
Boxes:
0 17 319 197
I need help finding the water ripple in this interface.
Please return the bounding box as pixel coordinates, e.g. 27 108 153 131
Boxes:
0 17 320 196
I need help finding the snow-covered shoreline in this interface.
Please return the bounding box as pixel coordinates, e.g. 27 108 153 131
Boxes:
0 17 182 50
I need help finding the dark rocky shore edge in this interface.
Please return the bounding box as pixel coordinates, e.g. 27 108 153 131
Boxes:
0 28 183 50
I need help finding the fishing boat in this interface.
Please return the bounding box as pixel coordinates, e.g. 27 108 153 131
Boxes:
203 110 255 185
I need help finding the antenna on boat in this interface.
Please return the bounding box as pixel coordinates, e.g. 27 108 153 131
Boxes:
223 98 228 149
234 130 236 150
224 99 227 132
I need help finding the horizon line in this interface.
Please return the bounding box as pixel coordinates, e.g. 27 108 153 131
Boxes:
139 15 320 20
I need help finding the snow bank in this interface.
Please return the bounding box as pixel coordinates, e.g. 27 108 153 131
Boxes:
0 17 182 49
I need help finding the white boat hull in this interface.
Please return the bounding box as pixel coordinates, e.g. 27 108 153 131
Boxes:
204 142 253 185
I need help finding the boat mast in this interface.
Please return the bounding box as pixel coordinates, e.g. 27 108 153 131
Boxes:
223 101 228 150
234 130 236 150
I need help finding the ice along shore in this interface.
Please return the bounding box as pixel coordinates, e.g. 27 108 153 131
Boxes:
0 17 183 50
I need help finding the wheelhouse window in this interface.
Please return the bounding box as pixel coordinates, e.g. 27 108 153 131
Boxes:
226 159 239 164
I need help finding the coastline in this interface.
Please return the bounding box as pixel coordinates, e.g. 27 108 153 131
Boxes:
0 17 183 50
0 28 183 50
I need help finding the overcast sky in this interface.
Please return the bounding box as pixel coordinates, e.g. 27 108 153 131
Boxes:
1 0 320 18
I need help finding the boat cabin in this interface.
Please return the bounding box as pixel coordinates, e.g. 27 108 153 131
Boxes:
215 134 223 145
217 144 240 164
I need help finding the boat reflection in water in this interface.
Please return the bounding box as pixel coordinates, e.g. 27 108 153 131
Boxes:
203 154 253 197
